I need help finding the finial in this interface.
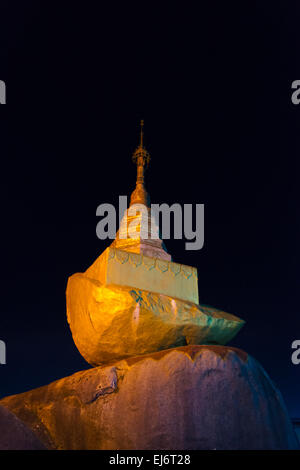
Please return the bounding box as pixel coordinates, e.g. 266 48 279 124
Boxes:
132 120 150 168
140 119 144 148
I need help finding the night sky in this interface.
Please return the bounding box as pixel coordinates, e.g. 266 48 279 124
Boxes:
0 2 299 418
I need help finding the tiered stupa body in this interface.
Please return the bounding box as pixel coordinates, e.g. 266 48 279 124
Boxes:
66 122 244 366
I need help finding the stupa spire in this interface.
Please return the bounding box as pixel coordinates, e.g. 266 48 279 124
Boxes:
130 120 150 206
111 121 171 261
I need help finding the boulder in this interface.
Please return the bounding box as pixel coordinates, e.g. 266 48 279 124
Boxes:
66 272 244 366
0 345 297 450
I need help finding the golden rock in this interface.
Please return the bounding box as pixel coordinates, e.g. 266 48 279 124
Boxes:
66 271 244 366
66 121 245 365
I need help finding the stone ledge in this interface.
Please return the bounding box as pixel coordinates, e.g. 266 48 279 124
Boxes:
0 345 298 450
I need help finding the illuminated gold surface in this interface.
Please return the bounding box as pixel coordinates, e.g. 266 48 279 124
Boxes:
112 207 171 261
85 246 198 304
66 272 244 366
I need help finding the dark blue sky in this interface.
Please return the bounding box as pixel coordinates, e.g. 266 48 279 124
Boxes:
0 2 299 417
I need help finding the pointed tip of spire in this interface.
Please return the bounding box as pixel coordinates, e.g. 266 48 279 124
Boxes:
140 119 144 148
132 119 150 167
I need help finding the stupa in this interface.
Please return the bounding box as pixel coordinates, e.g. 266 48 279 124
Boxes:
66 121 245 366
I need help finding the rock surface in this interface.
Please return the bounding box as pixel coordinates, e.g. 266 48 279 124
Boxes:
0 405 46 450
66 273 244 366
0 345 298 450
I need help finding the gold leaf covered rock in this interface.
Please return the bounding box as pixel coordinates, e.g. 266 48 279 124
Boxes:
66 269 244 366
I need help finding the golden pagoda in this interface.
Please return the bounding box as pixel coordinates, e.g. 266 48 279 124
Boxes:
66 122 244 366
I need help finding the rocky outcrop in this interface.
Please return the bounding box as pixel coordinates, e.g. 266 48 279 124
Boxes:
0 405 46 450
0 345 298 450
